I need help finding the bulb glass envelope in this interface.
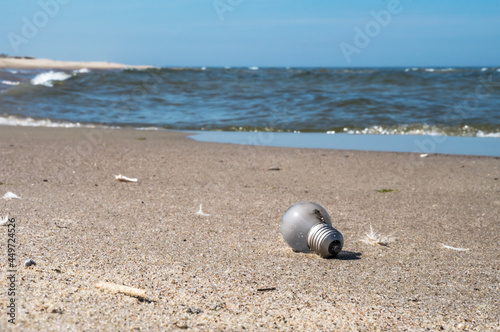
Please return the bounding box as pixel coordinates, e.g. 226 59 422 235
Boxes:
280 202 333 253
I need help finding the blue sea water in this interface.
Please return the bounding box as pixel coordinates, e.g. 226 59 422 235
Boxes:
188 131 500 157
1 66 499 155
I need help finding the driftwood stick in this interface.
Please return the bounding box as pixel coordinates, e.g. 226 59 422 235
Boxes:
95 281 147 299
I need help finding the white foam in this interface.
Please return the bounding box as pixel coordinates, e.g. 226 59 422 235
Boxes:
136 126 161 131
476 131 500 138
336 125 500 138
424 68 456 73
0 115 92 128
1 80 20 86
31 71 72 87
406 68 458 73
74 68 90 74
369 127 442 135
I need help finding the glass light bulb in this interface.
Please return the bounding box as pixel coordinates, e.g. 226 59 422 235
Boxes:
280 201 343 258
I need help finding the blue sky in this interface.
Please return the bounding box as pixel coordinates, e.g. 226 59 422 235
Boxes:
1 0 499 67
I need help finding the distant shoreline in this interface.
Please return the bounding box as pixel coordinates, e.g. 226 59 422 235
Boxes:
0 56 154 70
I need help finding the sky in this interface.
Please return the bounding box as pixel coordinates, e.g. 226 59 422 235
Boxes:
1 0 499 67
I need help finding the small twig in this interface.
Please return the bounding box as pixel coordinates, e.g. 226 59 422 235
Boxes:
95 281 154 301
257 287 276 292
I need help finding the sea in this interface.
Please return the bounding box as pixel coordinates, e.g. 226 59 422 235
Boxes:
1 66 499 155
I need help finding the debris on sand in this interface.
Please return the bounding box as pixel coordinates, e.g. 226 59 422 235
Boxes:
0 215 8 226
95 281 148 300
196 204 210 216
2 192 20 200
375 189 398 193
257 287 276 292
442 244 470 252
25 259 36 267
360 225 396 246
114 174 138 183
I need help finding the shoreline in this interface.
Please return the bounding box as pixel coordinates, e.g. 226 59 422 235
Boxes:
0 57 154 70
0 118 499 157
0 126 498 330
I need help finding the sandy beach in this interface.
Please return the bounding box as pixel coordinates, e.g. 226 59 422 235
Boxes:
0 126 498 331
0 57 153 70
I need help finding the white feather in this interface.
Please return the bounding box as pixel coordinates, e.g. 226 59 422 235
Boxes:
360 224 396 246
196 204 210 216
0 215 8 226
2 192 20 200
442 244 470 252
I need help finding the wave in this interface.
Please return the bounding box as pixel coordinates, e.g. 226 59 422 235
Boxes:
404 67 459 73
1 114 499 138
1 80 20 86
0 115 96 128
403 67 500 74
476 131 500 138
31 71 72 87
1 67 499 139
326 124 500 137
73 68 90 74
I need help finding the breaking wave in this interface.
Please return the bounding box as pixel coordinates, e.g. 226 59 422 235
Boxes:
1 80 20 86
327 124 500 137
0 115 96 128
30 71 72 87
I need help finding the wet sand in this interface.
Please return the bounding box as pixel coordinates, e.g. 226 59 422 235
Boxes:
0 126 498 331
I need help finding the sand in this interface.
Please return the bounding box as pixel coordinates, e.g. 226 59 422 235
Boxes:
0 126 498 331
0 57 153 70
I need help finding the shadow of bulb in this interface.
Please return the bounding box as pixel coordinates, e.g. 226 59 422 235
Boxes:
281 202 343 258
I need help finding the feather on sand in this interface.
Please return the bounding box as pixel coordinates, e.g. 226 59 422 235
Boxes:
442 244 470 252
360 225 396 246
0 215 8 226
2 192 20 200
196 204 210 216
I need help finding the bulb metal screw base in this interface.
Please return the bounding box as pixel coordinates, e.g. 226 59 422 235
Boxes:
307 223 344 258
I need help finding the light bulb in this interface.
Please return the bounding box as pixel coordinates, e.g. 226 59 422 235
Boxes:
281 202 343 258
